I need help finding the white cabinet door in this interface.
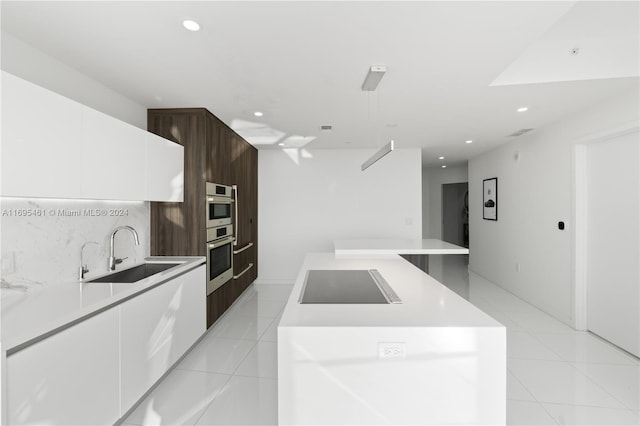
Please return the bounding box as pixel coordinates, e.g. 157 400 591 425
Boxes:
586 130 640 357
6 308 120 425
1 71 83 198
80 106 146 200
120 265 206 411
145 132 184 202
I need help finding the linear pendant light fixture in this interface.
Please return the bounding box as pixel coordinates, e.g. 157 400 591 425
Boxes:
361 65 394 171
361 140 394 171
362 65 387 91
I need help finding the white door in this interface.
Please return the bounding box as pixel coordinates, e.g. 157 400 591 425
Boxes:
586 129 639 357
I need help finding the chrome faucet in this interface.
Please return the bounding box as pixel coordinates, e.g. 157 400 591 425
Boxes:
108 226 140 271
79 241 100 280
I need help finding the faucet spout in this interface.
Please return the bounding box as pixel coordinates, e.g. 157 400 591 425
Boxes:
79 241 100 280
108 226 140 271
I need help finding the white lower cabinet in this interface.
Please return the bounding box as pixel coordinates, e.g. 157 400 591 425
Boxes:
5 264 206 425
120 265 205 412
6 308 120 425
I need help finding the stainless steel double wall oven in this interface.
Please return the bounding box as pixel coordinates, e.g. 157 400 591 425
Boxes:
206 182 234 295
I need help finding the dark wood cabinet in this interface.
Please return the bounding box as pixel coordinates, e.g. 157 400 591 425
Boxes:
148 108 258 329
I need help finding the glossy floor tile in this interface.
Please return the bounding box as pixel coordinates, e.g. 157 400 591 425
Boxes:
208 313 273 341
124 369 231 425
259 317 279 342
177 337 256 375
573 362 640 411
507 371 536 402
123 262 639 426
542 402 640 425
234 295 286 318
534 331 638 365
194 376 278 426
507 400 557 425
234 340 278 379
507 331 563 361
508 358 626 408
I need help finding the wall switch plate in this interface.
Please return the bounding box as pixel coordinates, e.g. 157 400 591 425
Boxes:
378 342 406 359
515 263 521 273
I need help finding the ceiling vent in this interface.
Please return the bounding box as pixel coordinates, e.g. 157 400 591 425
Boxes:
509 128 534 137
320 125 333 132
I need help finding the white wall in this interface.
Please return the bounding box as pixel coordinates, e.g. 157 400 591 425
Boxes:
468 89 639 326
422 165 468 239
258 148 422 283
1 32 146 128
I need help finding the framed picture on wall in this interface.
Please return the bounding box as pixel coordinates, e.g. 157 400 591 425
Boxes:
483 177 498 220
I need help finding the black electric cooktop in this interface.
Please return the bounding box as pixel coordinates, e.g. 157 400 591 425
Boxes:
299 269 402 304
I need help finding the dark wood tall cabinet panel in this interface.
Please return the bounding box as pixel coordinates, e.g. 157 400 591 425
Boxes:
206 118 232 186
148 108 258 329
148 109 207 256
231 134 258 288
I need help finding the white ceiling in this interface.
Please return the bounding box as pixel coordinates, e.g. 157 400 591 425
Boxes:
2 1 638 167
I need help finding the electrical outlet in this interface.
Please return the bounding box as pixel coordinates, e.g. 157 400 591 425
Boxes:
378 342 406 359
405 217 414 225
515 263 521 273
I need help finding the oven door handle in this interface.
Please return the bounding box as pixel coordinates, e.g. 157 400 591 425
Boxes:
206 196 233 203
207 236 235 249
232 184 239 246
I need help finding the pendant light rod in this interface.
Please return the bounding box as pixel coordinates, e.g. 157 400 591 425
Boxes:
361 140 394 171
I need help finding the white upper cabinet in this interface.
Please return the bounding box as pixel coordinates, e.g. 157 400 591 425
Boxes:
1 71 83 198
80 106 146 200
1 71 183 201
145 131 184 202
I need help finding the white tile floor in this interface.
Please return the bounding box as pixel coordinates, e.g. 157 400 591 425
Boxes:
123 256 639 425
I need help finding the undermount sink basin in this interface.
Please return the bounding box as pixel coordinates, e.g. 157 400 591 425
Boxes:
87 263 182 283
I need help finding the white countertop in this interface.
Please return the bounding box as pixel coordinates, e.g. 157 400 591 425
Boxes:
1 256 205 352
279 253 499 329
334 238 469 255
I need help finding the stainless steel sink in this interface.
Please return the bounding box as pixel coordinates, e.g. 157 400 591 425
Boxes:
87 263 182 283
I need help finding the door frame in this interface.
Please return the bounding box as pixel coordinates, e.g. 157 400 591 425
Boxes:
572 120 639 331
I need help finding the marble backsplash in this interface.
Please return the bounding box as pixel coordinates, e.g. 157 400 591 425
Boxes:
1 198 150 287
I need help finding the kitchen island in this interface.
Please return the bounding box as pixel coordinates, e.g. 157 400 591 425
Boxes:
278 253 505 425
335 238 469 273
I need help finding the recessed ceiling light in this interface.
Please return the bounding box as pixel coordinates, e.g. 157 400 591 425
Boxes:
441 165 447 168
182 20 200 32
465 140 473 144
517 107 529 112
254 111 263 117
278 143 285 147
438 156 445 160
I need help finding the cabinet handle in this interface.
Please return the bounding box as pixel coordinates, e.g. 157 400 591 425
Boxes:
233 242 253 255
232 184 239 246
233 263 253 280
